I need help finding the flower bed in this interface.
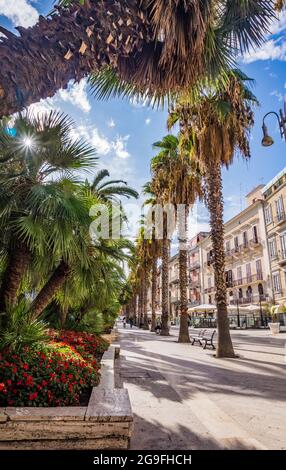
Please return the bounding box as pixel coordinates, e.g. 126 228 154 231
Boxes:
0 330 109 408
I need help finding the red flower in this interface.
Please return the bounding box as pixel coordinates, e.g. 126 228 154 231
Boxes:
29 392 38 401
23 364 29 370
0 383 6 393
25 375 34 386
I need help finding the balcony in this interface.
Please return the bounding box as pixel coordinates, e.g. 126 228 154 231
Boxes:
275 212 286 226
229 294 268 306
189 261 200 271
231 273 264 287
204 287 214 294
189 279 200 288
278 250 286 266
225 239 262 260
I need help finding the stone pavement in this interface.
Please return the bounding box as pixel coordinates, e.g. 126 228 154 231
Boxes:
117 325 286 450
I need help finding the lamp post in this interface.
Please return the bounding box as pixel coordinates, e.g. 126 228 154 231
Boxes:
261 100 286 147
259 294 266 328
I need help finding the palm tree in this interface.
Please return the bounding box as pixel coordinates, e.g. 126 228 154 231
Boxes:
143 182 162 332
89 169 139 202
0 1 274 116
151 135 202 342
0 111 96 313
168 70 257 357
150 136 180 336
275 0 285 10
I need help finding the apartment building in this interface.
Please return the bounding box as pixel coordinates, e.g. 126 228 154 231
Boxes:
200 185 273 307
262 166 286 305
188 232 209 306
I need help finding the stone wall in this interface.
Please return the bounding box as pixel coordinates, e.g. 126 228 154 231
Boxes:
0 342 133 450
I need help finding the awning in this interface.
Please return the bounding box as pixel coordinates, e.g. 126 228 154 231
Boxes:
189 304 217 312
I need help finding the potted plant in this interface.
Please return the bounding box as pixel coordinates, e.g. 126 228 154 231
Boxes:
269 305 280 335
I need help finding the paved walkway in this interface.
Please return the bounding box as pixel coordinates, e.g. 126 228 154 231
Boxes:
117 325 286 450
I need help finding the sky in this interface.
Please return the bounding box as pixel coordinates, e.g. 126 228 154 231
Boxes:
1 1 286 242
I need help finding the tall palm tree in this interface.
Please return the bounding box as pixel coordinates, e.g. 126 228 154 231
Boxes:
150 136 179 336
0 111 96 312
0 1 274 116
143 182 162 332
151 135 202 342
168 70 257 357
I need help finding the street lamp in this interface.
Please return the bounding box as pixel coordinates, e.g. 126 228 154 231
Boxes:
261 100 286 147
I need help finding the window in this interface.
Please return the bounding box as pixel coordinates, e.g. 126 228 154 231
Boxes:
226 270 233 288
234 236 239 252
225 240 230 254
280 233 286 260
264 205 273 225
237 267 242 285
256 260 263 280
273 272 282 293
252 226 258 243
275 196 285 220
246 263 252 283
208 277 212 288
243 231 248 247
269 238 277 260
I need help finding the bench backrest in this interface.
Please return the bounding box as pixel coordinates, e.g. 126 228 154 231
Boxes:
189 328 205 337
203 329 216 339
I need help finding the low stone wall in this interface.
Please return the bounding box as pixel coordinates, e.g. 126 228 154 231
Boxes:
0 342 133 450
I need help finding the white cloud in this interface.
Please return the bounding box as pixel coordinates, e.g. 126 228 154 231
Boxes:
145 118 151 125
71 125 131 160
28 98 58 118
113 135 130 159
270 11 286 35
58 79 91 114
107 118 116 128
0 0 39 27
243 38 286 63
270 90 285 102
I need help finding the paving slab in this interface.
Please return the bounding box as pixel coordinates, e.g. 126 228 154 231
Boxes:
118 325 286 450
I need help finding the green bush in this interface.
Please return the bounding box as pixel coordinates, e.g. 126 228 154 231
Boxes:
0 301 49 353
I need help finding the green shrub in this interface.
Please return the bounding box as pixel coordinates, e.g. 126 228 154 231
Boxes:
0 301 49 353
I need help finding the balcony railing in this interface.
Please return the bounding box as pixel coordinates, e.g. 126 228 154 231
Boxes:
229 294 267 306
189 261 200 270
279 250 286 264
231 273 264 287
275 212 286 225
225 239 262 259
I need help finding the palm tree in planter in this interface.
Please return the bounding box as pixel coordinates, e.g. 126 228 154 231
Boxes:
0 111 96 314
0 1 274 116
168 70 257 357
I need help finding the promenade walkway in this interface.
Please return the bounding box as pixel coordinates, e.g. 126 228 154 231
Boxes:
117 325 286 450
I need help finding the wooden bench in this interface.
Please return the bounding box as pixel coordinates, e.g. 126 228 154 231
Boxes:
201 330 216 350
189 328 205 346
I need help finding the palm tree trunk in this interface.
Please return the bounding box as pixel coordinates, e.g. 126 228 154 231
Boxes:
178 213 190 342
161 223 170 336
151 257 157 332
143 272 149 330
0 241 31 312
205 160 235 358
0 1 148 117
30 260 71 318
138 282 143 327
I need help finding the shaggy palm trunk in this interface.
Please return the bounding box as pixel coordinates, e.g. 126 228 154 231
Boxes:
178 214 190 343
138 282 143 327
0 241 31 312
151 257 157 332
0 1 149 117
205 160 235 358
59 305 68 329
142 272 149 330
31 260 71 318
161 223 170 336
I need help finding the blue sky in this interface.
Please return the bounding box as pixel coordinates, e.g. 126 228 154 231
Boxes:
1 1 286 239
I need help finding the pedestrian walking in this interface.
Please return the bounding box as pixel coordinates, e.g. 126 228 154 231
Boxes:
129 318 134 329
